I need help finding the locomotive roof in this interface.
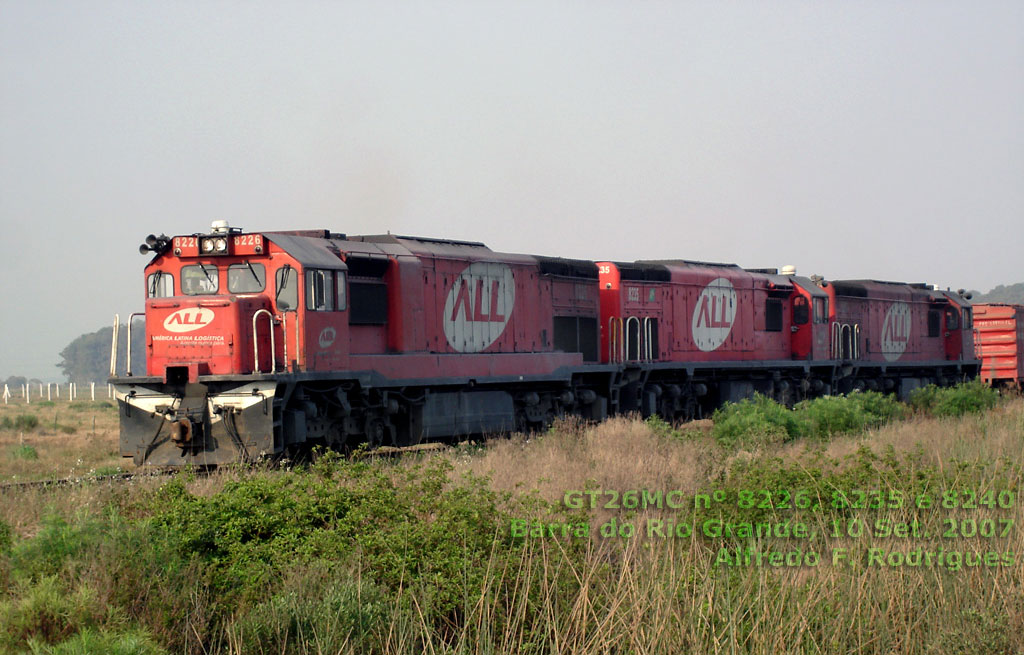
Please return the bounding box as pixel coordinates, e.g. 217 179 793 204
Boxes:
830 279 933 298
266 233 346 268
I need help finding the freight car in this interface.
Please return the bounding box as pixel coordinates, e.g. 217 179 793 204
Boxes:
110 222 980 466
973 303 1024 389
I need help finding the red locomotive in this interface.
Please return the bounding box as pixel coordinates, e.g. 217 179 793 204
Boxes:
111 222 980 466
973 303 1024 389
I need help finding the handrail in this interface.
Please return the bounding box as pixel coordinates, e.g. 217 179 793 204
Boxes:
294 311 301 370
281 312 290 372
624 316 640 362
642 317 655 361
831 321 861 361
109 314 119 377
607 316 624 363
126 313 145 376
252 309 277 374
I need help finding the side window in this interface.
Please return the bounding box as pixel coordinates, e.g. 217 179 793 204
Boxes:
306 269 335 311
792 295 809 325
813 298 828 324
350 281 389 325
927 310 941 337
147 271 174 298
962 307 972 329
765 298 783 332
336 271 347 311
228 263 266 293
181 265 219 295
275 265 298 311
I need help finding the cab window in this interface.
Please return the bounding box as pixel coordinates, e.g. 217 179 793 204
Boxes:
336 271 347 310
946 308 959 330
306 269 335 311
792 295 809 325
147 271 174 298
228 263 266 293
181 265 219 295
275 266 298 311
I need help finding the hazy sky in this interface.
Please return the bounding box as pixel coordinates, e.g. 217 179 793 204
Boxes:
1 1 1022 380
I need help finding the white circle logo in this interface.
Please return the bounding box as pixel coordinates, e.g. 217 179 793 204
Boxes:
163 308 215 333
318 326 336 349
691 278 737 352
443 262 515 353
881 301 911 362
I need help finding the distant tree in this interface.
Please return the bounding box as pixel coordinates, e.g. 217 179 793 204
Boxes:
57 324 147 383
970 283 1024 305
4 375 27 388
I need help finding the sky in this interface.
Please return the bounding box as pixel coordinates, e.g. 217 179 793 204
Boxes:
1 1 1022 380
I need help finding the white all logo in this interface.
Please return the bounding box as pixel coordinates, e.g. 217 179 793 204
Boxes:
881 302 911 362
318 327 336 349
443 262 515 353
691 278 737 352
163 308 214 333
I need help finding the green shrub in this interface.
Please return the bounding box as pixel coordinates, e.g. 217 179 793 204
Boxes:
28 627 167 655
68 401 114 411
12 444 39 460
797 395 865 437
0 577 108 650
847 390 907 425
0 518 12 553
14 414 40 431
9 516 106 581
150 459 517 617
909 379 999 417
712 394 805 447
645 414 684 440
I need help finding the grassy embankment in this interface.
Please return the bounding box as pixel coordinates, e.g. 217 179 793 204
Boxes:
0 381 1020 654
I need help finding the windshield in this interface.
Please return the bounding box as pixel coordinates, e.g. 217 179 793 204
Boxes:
228 262 266 293
182 264 219 295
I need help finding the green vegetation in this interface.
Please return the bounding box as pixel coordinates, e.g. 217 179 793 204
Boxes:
712 382 990 447
11 445 39 460
909 378 1000 417
1 414 40 431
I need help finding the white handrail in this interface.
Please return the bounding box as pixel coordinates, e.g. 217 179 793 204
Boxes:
252 309 277 374
126 313 145 376
624 316 640 362
109 314 120 377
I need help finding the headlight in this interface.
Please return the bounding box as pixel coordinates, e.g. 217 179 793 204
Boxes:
202 239 215 253
215 237 227 252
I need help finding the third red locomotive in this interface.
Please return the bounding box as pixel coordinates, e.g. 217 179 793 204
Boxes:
111 222 979 466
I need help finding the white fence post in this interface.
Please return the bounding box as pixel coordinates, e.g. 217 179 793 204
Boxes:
25 384 29 404
3 384 9 404
47 384 52 401
91 382 95 401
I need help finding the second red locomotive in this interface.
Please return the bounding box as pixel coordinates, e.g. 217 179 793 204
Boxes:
112 222 979 466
